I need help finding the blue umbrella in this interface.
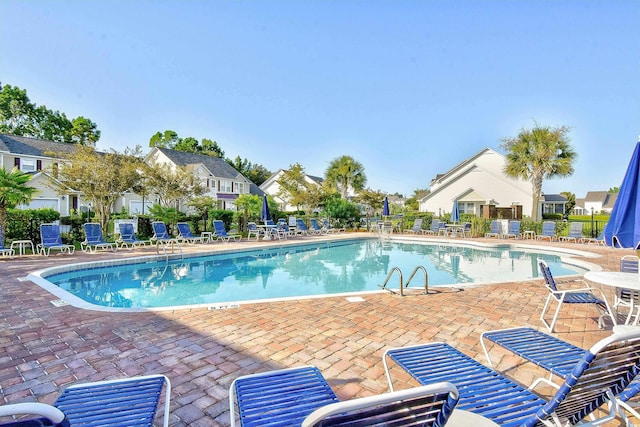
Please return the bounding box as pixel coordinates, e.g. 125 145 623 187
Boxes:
260 195 271 222
382 196 390 216
604 141 640 248
451 200 460 224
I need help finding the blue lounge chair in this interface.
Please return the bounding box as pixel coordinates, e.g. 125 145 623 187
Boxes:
539 259 613 332
309 218 326 235
0 374 171 427
484 220 502 238
81 223 116 253
151 221 181 253
277 219 295 237
559 222 583 243
581 231 606 245
0 226 15 259
423 219 441 236
503 220 521 239
407 218 425 234
384 328 640 427
213 219 239 242
117 222 149 249
321 218 345 233
246 222 263 241
229 365 459 427
176 222 205 244
296 218 312 236
38 224 75 256
536 221 556 241
460 222 472 238
480 326 640 424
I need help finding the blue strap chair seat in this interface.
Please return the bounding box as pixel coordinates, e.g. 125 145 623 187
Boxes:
38 224 75 257
480 326 640 423
213 220 239 242
538 260 614 332
384 329 640 427
81 223 116 253
117 223 149 249
176 222 204 244
229 365 459 427
1 375 170 427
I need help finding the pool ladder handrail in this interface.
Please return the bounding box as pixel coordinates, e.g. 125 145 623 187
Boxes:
379 265 429 296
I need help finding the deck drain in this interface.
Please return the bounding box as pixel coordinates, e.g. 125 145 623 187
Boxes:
208 303 240 310
51 299 69 307
346 296 365 302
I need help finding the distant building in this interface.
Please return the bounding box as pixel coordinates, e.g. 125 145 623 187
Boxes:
143 147 252 212
0 133 79 215
259 169 324 212
573 191 618 215
419 148 532 218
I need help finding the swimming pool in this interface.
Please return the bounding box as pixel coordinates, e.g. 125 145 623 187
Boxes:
29 238 594 311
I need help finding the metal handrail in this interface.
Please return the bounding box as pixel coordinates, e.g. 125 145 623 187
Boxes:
405 265 429 295
379 266 403 295
379 265 429 296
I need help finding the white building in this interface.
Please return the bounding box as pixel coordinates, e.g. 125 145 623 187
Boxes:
419 148 532 218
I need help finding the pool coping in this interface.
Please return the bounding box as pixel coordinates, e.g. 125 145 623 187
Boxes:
26 235 604 313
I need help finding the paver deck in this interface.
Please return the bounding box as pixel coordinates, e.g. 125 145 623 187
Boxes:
0 233 636 426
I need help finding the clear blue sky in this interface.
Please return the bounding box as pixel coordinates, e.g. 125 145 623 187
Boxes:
1 0 638 198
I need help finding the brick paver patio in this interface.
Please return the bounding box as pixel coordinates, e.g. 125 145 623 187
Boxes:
0 234 636 426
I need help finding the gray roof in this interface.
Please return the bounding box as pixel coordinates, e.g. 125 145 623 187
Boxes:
250 182 265 196
156 147 245 180
542 194 568 203
0 133 78 157
584 191 609 202
603 193 618 209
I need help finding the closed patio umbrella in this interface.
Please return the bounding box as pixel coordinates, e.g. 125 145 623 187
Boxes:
383 196 390 216
451 200 460 224
261 195 271 222
604 140 640 248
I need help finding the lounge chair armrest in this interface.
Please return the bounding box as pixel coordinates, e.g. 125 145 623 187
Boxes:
0 402 66 423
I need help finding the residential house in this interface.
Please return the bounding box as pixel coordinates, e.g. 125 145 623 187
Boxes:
539 194 568 216
419 148 532 218
0 133 80 215
142 147 252 213
259 169 324 211
574 191 618 215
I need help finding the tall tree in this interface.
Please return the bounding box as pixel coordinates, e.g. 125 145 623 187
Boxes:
149 130 179 148
0 167 38 242
52 145 143 232
142 161 206 210
0 84 36 136
501 124 576 221
201 138 224 157
277 163 326 214
325 155 367 199
70 116 101 146
354 188 385 229
227 155 271 186
560 191 576 215
0 83 100 144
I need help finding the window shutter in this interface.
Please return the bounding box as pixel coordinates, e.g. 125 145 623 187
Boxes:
14 158 20 168
36 160 42 170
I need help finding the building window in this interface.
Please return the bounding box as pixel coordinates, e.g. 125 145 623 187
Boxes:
219 180 231 192
236 182 245 194
459 202 474 214
20 159 36 172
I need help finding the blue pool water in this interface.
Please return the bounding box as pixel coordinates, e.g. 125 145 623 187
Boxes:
41 239 587 309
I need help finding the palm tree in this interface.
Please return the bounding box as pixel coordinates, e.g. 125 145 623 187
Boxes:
0 167 37 244
325 155 367 199
501 124 576 221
